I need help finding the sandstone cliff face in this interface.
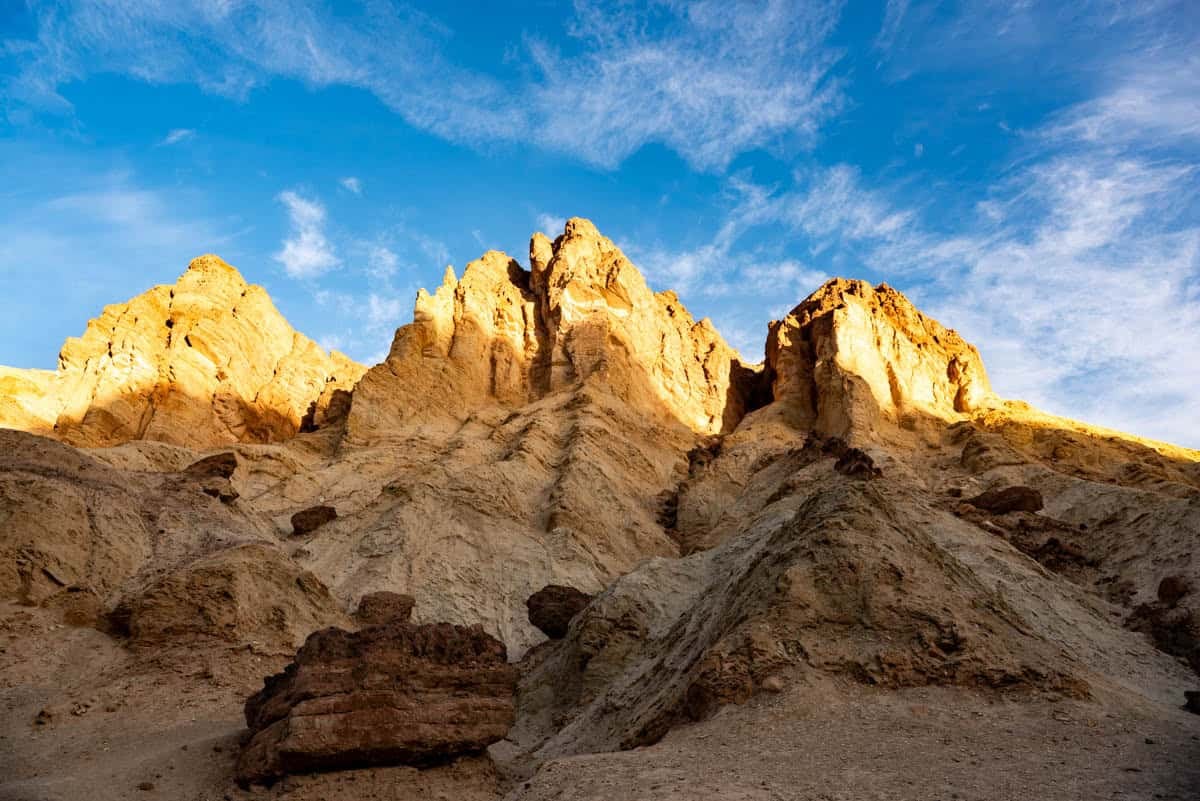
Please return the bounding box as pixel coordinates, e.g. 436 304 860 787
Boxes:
0 256 365 449
3 222 1200 801
347 219 748 441
766 278 992 438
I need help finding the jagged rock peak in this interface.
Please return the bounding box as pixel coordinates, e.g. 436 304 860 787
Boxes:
0 256 366 448
347 217 753 438
766 277 993 438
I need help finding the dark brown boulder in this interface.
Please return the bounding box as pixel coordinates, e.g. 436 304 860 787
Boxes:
183 452 238 479
355 591 415 625
965 486 1044 514
236 621 518 786
1158 575 1191 607
291 505 337 535
526 584 593 639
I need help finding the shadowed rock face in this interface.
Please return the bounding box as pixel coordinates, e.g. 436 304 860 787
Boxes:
526 585 593 639
966 486 1045 514
183 452 238 479
109 543 346 649
0 255 365 448
236 621 519 786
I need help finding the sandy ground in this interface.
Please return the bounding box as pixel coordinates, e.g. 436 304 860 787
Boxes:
4 597 1197 801
506 683 1200 801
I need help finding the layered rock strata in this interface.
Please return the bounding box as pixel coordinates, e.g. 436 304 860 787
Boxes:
236 621 519 785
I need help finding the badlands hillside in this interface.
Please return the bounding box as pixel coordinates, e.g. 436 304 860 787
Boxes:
1 218 1198 800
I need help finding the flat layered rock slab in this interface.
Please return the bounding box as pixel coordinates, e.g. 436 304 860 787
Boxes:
237 621 519 786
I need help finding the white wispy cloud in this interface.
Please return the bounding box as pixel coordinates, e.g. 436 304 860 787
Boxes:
366 245 398 281
3 0 848 172
1043 55 1200 147
340 176 362 194
274 190 339 279
663 76 1200 444
535 213 566 236
526 0 846 169
160 128 195 145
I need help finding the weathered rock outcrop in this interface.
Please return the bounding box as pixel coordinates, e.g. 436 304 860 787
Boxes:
513 466 1094 762
109 543 347 648
766 278 992 438
347 219 750 440
236 621 519 786
526 585 593 639
0 255 365 448
0 430 154 607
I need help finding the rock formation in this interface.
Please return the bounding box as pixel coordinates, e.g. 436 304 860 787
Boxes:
0 255 365 448
109 543 347 649
347 219 751 441
1 218 1199 800
766 278 992 438
236 621 519 786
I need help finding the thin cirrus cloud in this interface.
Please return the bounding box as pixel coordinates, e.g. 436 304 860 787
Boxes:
340 177 362 194
649 75 1200 445
160 128 195 146
2 0 847 172
274 190 339 279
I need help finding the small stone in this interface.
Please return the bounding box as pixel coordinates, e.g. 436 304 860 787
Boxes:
291 505 337 536
137 781 155 791
760 675 785 693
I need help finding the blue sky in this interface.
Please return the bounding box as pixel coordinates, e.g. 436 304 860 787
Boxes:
1 0 1198 446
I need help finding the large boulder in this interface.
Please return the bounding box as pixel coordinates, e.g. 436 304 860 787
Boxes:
236 621 519 786
183 451 238 479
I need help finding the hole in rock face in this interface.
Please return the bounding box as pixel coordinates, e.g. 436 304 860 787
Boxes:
184 335 193 347
165 319 174 329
